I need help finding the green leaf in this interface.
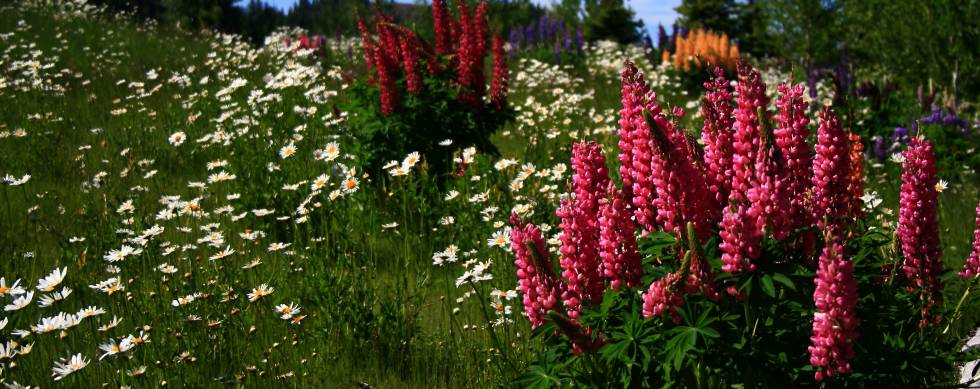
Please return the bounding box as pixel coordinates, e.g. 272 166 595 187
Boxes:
699 326 721 339
513 365 562 389
771 273 797 291
665 328 698 372
600 289 621 315
760 274 776 298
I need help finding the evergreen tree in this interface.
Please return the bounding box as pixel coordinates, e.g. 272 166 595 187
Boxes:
242 0 286 44
734 0 775 57
162 0 243 32
581 0 642 44
676 0 737 36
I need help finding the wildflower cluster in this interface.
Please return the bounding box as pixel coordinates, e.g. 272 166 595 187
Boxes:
356 0 509 114
509 60 965 384
346 1 513 176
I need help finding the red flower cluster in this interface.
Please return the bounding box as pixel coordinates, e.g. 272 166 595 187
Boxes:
808 240 859 381
700 67 736 204
598 184 641 290
774 83 812 229
490 36 509 110
642 272 685 323
509 218 562 329
431 0 451 56
719 204 760 273
958 197 980 279
619 61 717 239
846 132 865 219
356 1 509 115
284 33 324 52
358 15 411 115
556 142 610 318
617 63 657 232
731 59 769 202
453 2 482 106
812 107 851 232
897 137 943 327
510 61 954 381
747 109 793 240
399 34 423 95
717 60 771 275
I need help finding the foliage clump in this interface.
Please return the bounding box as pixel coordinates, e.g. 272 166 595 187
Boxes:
343 1 512 177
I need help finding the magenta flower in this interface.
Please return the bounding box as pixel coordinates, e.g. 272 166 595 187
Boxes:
897 137 943 327
958 197 980 279
811 107 852 232
846 132 866 220
808 240 859 381
509 217 563 329
642 272 685 324
556 142 610 318
701 67 736 204
719 203 760 273
731 59 769 202
598 185 642 290
431 0 451 56
747 122 794 240
372 43 398 116
617 61 658 232
643 109 718 240
490 35 509 110
399 35 423 95
774 83 812 230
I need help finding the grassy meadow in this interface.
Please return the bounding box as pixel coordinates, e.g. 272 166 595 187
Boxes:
1 2 979 388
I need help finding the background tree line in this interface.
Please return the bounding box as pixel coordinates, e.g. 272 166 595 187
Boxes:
675 0 980 107
87 0 980 102
86 0 647 46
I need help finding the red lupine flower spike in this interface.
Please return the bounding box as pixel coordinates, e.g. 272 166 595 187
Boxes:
774 83 812 230
372 44 398 115
959 196 980 279
431 0 451 56
641 109 718 240
399 34 423 94
897 137 943 327
509 218 563 329
616 62 657 232
719 203 760 273
701 67 736 204
811 107 852 232
556 142 610 318
747 106 794 239
598 184 641 290
846 132 865 219
809 238 859 381
731 59 769 203
642 272 685 324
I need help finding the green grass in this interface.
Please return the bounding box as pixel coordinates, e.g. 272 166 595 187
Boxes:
1 3 979 388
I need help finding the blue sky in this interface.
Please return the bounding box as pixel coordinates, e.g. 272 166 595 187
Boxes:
259 0 680 33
